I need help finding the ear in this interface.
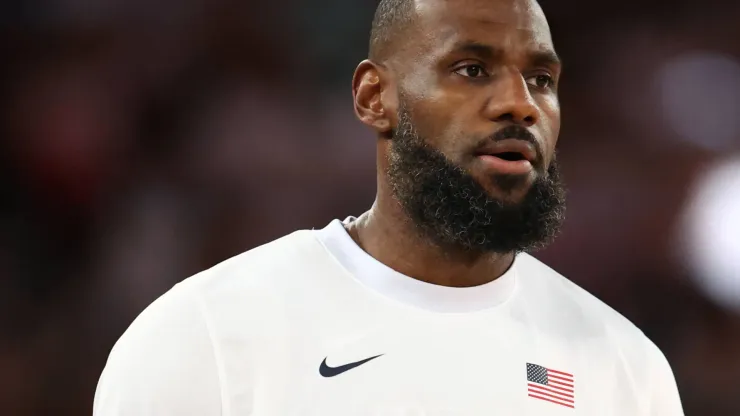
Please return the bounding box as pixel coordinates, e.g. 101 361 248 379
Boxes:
352 59 395 136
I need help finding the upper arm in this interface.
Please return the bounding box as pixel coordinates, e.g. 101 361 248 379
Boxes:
93 284 223 415
647 340 684 415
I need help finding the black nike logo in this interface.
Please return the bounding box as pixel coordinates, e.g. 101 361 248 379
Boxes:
319 354 383 377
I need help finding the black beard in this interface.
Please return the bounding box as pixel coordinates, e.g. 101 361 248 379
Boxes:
387 108 567 254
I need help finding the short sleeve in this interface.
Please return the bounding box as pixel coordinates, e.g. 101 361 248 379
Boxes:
93 284 222 415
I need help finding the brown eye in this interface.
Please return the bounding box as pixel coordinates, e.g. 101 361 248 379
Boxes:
454 65 488 78
527 74 555 89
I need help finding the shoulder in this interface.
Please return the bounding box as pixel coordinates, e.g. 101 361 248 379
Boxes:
171 230 338 320
514 254 683 411
182 229 326 292
94 229 327 415
514 253 661 355
94 282 222 414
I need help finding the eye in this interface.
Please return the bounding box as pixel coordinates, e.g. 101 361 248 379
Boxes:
454 64 489 78
527 74 555 89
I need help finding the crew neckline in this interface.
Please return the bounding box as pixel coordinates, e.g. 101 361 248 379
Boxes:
313 218 518 313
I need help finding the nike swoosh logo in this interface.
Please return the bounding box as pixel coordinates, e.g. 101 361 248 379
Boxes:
319 354 383 377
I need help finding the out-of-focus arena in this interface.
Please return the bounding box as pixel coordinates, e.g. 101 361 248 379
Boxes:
1 0 739 414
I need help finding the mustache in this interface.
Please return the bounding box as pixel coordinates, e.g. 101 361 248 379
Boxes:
492 124 538 144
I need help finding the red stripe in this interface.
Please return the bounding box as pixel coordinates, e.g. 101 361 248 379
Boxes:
528 383 574 400
547 368 573 377
528 393 575 408
528 385 575 402
549 379 575 389
548 373 574 383
541 382 574 394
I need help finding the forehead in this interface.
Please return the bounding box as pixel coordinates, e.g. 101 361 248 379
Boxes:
412 0 554 54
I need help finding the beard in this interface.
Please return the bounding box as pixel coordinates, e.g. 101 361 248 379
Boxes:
387 106 567 254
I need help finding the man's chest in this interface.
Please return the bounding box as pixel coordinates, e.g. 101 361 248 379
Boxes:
217 321 644 415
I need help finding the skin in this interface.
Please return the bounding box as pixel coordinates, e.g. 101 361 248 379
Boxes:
349 0 562 288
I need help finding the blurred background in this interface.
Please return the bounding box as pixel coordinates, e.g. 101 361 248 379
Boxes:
1 0 740 414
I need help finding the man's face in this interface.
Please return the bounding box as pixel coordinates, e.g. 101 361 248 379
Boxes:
384 0 566 252
388 0 561 202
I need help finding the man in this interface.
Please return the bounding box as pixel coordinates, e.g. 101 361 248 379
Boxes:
94 0 685 414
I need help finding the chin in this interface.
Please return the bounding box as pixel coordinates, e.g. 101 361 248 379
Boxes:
487 187 530 205
478 174 535 203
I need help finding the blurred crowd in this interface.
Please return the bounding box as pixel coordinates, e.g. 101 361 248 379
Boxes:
1 0 739 414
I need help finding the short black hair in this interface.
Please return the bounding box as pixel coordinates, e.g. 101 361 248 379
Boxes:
369 0 416 62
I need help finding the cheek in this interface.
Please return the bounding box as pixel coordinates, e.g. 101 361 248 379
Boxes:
419 108 471 158
423 95 478 142
539 96 561 148
399 64 475 148
408 99 458 144
407 104 469 162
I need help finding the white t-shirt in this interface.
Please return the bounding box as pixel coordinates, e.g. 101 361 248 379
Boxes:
94 219 684 415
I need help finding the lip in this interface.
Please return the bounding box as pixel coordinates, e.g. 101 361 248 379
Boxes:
474 139 538 175
476 155 533 175
474 139 538 163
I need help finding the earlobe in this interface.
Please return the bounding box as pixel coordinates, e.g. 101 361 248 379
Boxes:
352 60 393 135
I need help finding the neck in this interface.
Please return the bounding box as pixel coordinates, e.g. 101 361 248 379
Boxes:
345 195 515 288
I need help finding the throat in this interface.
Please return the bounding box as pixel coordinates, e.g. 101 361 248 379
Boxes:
346 211 515 288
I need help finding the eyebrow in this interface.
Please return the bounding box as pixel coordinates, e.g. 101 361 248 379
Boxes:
452 41 563 68
530 50 563 69
456 42 502 60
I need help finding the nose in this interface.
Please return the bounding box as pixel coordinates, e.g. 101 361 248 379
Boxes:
484 68 539 126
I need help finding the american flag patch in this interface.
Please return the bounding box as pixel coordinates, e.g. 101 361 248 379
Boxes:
526 363 575 408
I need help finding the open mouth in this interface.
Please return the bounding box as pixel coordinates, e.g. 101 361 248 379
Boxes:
491 152 527 162
476 148 534 175
474 139 537 174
